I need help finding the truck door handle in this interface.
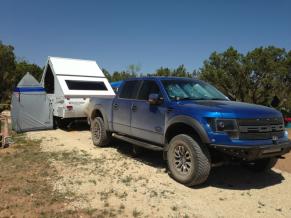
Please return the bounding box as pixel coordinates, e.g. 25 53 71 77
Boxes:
167 107 174 113
131 104 137 112
113 103 119 110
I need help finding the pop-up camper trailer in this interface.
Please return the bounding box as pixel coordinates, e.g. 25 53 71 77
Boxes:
12 57 115 132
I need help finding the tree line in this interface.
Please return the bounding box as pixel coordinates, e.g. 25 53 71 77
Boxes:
0 41 290 114
0 41 42 107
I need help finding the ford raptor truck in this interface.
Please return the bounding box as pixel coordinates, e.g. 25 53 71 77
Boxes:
86 77 291 186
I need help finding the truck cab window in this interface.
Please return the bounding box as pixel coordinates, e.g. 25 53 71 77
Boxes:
119 81 140 99
137 80 161 100
44 65 54 94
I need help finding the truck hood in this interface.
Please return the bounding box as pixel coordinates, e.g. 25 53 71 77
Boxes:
175 100 282 119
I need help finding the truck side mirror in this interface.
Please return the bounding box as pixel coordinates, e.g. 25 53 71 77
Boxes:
148 93 163 105
228 95 236 101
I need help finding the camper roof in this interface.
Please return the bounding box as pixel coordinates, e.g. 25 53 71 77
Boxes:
48 56 105 77
42 56 115 96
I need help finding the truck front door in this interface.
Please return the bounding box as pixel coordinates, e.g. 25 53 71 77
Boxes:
131 80 166 144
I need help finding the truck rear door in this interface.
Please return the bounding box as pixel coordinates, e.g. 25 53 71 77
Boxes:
112 80 141 135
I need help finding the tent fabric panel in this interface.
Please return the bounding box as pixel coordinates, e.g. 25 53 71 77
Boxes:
11 92 53 132
17 72 42 87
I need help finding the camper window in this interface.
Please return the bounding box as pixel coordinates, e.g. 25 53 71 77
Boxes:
65 80 108 91
44 65 54 94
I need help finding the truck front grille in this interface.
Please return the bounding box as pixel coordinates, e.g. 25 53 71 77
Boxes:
237 117 284 140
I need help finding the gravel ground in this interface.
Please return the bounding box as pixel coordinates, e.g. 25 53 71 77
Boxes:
27 128 291 217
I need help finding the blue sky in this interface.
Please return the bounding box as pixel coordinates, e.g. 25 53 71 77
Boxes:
1 0 291 73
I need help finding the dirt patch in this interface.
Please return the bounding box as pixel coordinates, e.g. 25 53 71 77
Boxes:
0 135 122 217
276 152 291 173
0 136 66 217
25 128 291 217
275 129 291 173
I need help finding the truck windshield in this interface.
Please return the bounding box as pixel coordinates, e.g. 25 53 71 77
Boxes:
161 79 229 101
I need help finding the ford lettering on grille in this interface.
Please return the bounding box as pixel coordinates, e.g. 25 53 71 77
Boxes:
237 117 284 140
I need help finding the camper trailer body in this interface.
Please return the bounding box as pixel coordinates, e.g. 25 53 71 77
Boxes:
40 57 115 121
11 57 114 132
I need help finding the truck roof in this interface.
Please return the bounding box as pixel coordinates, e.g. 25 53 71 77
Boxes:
123 76 200 82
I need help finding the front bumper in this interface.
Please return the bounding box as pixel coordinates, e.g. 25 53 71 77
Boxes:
209 140 291 161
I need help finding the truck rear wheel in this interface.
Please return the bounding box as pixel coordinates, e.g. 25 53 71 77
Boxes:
167 134 211 186
244 158 278 172
91 117 111 147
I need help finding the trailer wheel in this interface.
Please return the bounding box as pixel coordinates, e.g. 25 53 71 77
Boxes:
91 117 111 147
54 117 70 129
243 158 278 172
53 117 58 129
167 134 211 186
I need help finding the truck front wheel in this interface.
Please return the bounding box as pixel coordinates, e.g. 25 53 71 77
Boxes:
167 134 211 186
91 117 111 147
243 158 278 172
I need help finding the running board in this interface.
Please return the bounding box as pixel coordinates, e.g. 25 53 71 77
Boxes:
112 133 163 151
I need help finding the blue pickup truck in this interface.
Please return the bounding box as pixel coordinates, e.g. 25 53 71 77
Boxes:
86 77 291 186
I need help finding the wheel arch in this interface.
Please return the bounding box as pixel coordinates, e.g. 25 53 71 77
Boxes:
90 106 109 131
164 115 211 145
163 116 211 160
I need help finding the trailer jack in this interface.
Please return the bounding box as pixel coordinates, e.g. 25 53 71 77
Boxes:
0 114 11 148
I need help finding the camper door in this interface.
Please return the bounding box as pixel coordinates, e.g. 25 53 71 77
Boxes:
11 73 53 132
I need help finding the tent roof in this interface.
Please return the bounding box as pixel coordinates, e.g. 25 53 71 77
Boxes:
48 57 105 77
17 72 41 87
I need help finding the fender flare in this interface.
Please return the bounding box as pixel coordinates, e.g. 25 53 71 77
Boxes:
90 105 110 131
164 115 211 144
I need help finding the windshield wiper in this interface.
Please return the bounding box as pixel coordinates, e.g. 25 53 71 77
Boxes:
172 97 189 101
173 97 203 101
172 96 228 101
208 98 228 101
173 97 228 101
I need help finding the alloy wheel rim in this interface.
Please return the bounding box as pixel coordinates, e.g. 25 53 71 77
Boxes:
174 145 192 174
93 122 101 141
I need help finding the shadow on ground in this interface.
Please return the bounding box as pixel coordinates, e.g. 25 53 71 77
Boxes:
110 140 285 190
62 124 286 190
61 120 90 132
203 165 284 190
110 139 166 169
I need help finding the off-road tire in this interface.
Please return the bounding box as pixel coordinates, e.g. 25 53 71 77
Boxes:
91 117 111 147
167 134 211 186
244 158 278 172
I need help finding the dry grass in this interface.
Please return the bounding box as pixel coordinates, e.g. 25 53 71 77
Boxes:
0 134 121 217
2 127 291 217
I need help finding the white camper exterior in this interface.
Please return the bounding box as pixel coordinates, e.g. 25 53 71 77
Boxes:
41 57 115 126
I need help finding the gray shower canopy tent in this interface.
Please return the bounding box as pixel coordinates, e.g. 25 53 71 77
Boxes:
11 72 53 132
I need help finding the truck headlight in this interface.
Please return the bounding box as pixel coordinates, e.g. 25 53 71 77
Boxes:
207 118 239 139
